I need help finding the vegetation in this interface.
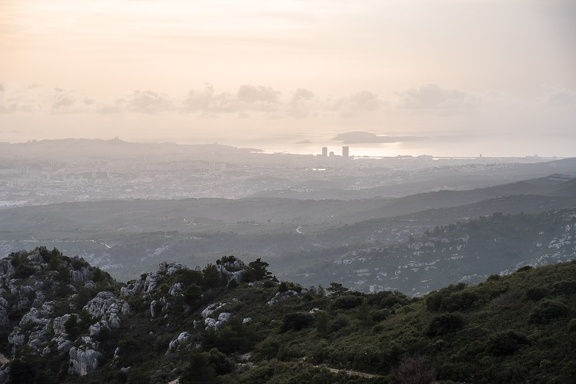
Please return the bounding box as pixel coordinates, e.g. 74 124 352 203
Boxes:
1 248 575 383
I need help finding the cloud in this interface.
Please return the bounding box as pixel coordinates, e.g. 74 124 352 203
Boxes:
332 90 384 117
543 86 576 107
51 89 77 112
286 88 316 118
0 102 35 114
183 84 222 113
0 84 37 113
237 85 280 104
292 88 314 102
183 84 282 114
333 131 426 144
395 84 479 111
126 90 175 113
96 99 126 115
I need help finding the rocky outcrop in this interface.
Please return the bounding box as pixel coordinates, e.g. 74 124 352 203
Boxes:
158 261 186 276
83 291 129 329
166 331 192 354
204 312 232 330
217 258 247 284
201 302 233 330
68 345 102 376
0 249 264 382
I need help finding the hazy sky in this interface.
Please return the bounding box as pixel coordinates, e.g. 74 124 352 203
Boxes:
1 0 575 156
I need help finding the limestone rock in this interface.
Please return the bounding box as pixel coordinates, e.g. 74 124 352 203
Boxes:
167 331 191 353
68 346 102 376
83 291 129 328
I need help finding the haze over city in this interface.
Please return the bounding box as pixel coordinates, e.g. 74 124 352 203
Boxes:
1 0 575 156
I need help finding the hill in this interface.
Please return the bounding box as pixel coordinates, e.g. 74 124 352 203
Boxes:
1 174 576 284
0 248 575 383
284 209 576 295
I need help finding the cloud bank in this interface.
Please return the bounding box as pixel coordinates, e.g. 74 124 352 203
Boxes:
1 82 573 120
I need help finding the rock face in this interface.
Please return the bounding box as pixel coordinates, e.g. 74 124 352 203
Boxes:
68 346 102 376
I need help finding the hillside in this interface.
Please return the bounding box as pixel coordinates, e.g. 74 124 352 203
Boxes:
285 209 576 295
1 174 575 284
0 248 575 383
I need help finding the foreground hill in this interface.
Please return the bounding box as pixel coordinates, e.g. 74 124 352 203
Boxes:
0 248 575 383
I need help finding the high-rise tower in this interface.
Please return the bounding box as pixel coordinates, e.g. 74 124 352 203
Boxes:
342 146 349 158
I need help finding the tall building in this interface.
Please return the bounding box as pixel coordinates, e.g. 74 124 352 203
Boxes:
342 146 349 158
322 147 328 157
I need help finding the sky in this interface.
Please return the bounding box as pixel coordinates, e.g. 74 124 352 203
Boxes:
1 0 575 157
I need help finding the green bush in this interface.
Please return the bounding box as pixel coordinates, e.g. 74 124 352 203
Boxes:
328 314 350 333
367 291 410 308
332 295 364 310
552 280 576 296
371 309 391 322
439 291 479 312
281 312 315 332
426 313 466 337
529 299 571 324
14 263 36 279
525 287 549 302
487 330 529 356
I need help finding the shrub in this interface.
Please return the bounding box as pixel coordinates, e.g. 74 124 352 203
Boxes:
568 318 576 333
426 313 466 337
426 290 478 312
393 356 435 384
71 257 89 271
332 295 364 310
281 312 315 332
367 290 410 308
64 314 81 339
14 263 36 279
371 309 391 322
529 299 571 324
552 280 576 296
487 330 529 356
172 269 203 286
439 291 479 312
525 287 549 302
425 292 443 312
515 265 533 273
328 314 350 333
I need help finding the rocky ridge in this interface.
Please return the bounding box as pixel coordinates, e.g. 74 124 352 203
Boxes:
0 249 289 383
